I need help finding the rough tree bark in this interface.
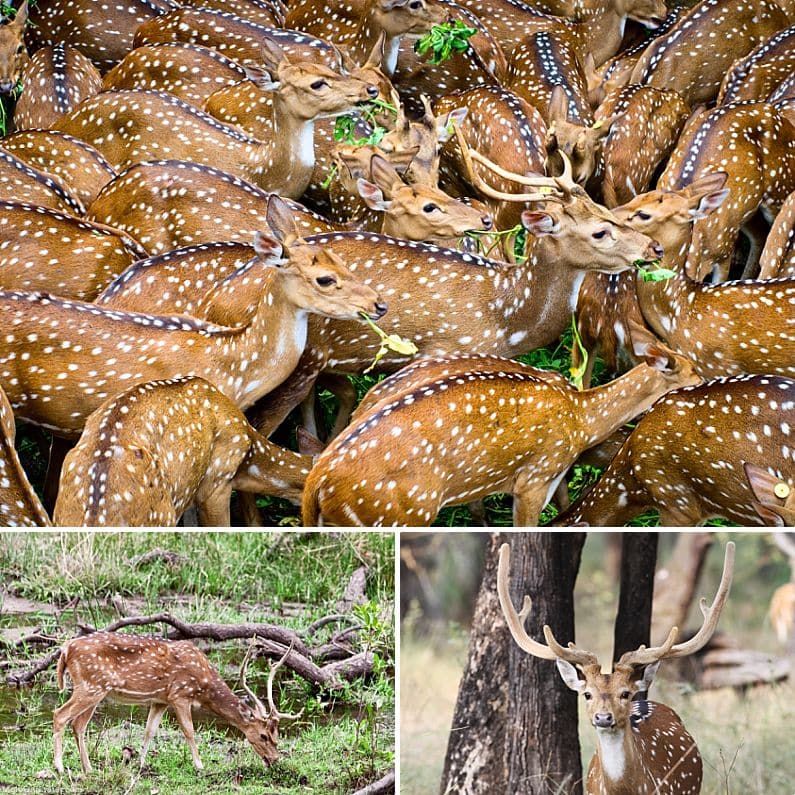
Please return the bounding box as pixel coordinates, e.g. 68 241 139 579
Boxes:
613 533 658 663
440 532 586 795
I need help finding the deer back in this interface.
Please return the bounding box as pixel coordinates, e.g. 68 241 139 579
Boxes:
1 130 116 208
14 44 101 130
0 149 84 215
178 0 282 27
759 189 795 278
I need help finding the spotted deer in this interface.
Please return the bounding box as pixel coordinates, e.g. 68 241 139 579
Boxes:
717 25 795 105
556 376 793 526
498 541 735 794
1 130 116 208
54 632 301 774
28 0 173 71
768 533 795 644
0 224 384 437
178 0 283 27
0 382 50 527
301 338 699 526
629 0 789 106
14 44 102 129
53 377 313 526
0 201 148 301
659 101 795 281
759 190 795 278
0 148 84 215
54 43 379 199
0 0 28 95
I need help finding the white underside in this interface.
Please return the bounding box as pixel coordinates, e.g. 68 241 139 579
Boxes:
596 728 626 782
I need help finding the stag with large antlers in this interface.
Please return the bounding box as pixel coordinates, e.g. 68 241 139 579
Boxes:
53 632 302 774
498 541 735 795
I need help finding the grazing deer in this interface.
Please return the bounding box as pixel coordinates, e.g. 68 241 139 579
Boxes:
55 43 379 199
54 377 313 526
301 338 699 526
769 532 795 644
629 0 789 106
1 130 116 209
0 382 50 527
498 541 735 794
0 202 148 301
556 375 794 526
54 632 301 774
0 224 384 437
14 44 102 130
0 0 28 95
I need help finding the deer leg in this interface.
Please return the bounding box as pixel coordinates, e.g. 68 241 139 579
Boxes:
196 483 233 527
71 702 100 774
320 373 358 441
139 703 168 769
171 701 203 770
44 437 73 513
53 689 104 774
740 213 769 280
513 471 568 526
299 388 319 439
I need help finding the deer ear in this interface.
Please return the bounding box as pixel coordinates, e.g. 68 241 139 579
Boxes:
364 30 387 69
521 210 559 236
253 231 286 265
9 0 28 28
369 154 402 193
593 112 626 139
634 660 661 692
266 195 299 244
296 426 326 457
436 108 468 142
357 178 392 211
744 463 792 527
686 175 730 218
260 37 290 71
243 64 279 91
548 85 570 125
628 321 675 369
556 659 585 692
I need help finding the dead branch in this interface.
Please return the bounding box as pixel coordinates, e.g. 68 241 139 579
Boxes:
6 648 61 686
305 614 361 637
350 770 396 795
337 566 368 613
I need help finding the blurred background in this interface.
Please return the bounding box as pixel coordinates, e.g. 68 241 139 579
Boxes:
400 531 795 794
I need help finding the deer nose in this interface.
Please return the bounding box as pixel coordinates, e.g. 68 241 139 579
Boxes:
647 241 664 260
0 80 14 94
374 301 388 318
593 712 615 729
481 215 493 230
366 85 379 99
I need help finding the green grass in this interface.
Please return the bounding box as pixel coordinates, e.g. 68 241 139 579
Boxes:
0 532 395 795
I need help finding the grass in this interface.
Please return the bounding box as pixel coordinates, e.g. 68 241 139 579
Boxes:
0 532 395 795
400 533 794 794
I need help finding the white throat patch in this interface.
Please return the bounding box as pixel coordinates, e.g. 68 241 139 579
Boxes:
596 728 626 782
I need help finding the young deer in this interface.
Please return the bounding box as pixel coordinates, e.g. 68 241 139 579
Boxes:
301 338 700 526
54 633 301 774
0 382 50 527
498 541 735 794
0 201 148 301
1 129 116 209
53 377 313 526
14 43 102 129
557 375 794 526
0 0 28 94
54 42 379 199
0 225 384 437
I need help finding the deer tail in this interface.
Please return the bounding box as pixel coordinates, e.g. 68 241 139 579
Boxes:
56 643 69 690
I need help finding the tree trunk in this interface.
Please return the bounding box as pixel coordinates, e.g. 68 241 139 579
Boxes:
440 532 586 795
651 532 713 645
613 533 658 663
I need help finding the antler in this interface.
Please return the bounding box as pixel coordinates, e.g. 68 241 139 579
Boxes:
453 126 564 204
267 639 305 721
497 543 598 666
239 638 271 720
772 531 795 561
618 542 735 667
240 638 305 721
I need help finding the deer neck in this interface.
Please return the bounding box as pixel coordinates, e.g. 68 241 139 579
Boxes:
594 725 644 794
201 676 253 731
351 15 400 75
233 433 311 501
504 236 587 352
253 94 316 198
576 5 625 66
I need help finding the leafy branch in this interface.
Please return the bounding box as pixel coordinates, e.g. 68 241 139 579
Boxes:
415 21 477 64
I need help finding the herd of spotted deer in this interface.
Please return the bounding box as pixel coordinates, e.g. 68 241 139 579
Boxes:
0 0 790 527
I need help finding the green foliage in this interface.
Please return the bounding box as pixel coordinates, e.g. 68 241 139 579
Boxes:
635 259 677 282
414 21 477 64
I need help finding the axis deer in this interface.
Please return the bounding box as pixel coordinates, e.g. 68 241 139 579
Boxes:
498 541 735 794
14 44 102 129
54 377 313 526
0 224 384 437
629 0 789 106
556 375 794 526
0 0 28 94
55 44 379 199
178 0 282 27
54 632 301 774
1 130 116 208
769 533 795 644
301 338 699 526
28 0 173 71
717 26 795 105
0 148 84 215
0 201 148 301
0 383 50 527
659 101 795 281
759 190 795 278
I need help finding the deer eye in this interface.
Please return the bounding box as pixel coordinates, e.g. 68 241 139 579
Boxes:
620 691 632 700
260 733 269 740
633 211 652 221
16 45 24 54
316 275 336 287
583 691 593 700
422 203 439 213
311 79 328 90
409 0 422 7
592 230 607 240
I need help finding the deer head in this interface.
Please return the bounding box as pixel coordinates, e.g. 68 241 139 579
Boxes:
616 0 666 28
371 0 448 39
0 0 27 94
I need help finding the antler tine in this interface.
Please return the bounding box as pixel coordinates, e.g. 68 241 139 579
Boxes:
267 639 305 721
239 638 271 720
541 625 600 667
553 151 576 195
772 531 795 561
615 625 679 668
453 126 563 205
497 543 565 661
